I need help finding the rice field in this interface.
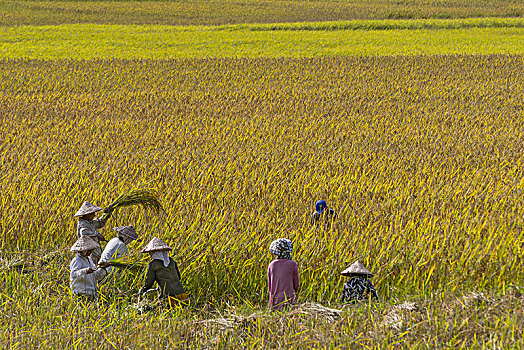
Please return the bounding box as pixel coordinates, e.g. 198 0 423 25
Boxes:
1 55 524 347
1 18 524 59
2 0 524 346
1 0 522 26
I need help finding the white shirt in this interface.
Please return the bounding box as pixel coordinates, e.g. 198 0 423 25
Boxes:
69 255 107 298
76 217 106 239
99 237 128 273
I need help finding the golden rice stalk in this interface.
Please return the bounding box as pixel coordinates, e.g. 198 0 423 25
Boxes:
106 188 163 214
107 261 145 270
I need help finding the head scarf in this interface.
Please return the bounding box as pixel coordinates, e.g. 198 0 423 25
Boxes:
150 251 170 268
315 200 328 214
269 238 293 260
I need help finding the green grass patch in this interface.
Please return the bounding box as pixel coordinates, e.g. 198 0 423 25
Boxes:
0 19 523 59
223 17 524 31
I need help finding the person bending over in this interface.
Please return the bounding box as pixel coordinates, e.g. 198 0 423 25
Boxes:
311 200 336 226
69 235 110 301
99 225 140 274
340 261 378 304
139 237 188 308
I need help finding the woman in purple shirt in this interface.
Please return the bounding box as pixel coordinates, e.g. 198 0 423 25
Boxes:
267 238 299 310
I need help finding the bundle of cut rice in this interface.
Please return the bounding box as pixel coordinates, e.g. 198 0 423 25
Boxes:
105 188 163 214
107 261 145 270
104 254 147 270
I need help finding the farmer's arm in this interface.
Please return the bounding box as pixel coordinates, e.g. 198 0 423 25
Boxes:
174 261 182 280
139 263 156 294
93 205 115 229
92 266 108 281
78 224 99 238
70 258 90 278
92 218 106 229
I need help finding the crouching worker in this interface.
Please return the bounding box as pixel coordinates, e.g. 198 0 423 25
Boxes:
340 261 378 304
139 237 189 308
268 238 299 311
69 235 110 301
311 200 336 226
99 226 140 273
75 201 115 264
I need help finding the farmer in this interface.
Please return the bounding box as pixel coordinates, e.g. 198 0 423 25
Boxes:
311 200 336 226
139 237 188 307
69 235 110 300
75 201 114 264
340 261 378 303
99 226 140 273
267 238 299 311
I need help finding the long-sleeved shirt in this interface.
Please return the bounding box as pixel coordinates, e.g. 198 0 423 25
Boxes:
99 237 128 274
341 276 378 303
267 259 299 310
76 217 107 238
69 255 107 298
139 258 186 299
76 217 107 262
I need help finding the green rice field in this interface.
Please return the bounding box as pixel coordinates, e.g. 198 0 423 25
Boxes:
0 19 523 59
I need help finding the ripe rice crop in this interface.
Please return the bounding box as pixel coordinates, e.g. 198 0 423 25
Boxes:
1 0 522 27
1 54 523 297
0 55 523 347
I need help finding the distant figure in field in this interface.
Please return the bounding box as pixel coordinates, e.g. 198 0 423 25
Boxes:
139 237 189 307
99 226 140 273
69 235 110 301
75 201 114 264
267 238 299 311
311 200 336 226
340 261 378 304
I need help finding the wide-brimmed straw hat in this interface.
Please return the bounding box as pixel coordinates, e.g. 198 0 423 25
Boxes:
70 236 99 252
74 202 103 217
141 237 172 253
341 261 373 277
113 226 138 240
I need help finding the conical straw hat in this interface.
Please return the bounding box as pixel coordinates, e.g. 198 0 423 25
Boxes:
113 226 138 240
141 237 172 253
71 236 99 252
341 261 373 277
74 202 103 217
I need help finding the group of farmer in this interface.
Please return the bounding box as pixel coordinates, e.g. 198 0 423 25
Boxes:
70 201 187 305
70 199 378 310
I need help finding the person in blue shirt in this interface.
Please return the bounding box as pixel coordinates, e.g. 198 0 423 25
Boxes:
311 200 336 226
